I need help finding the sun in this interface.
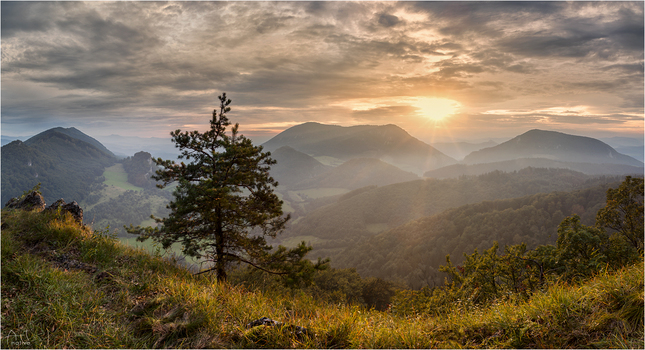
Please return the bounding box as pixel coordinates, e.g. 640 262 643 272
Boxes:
412 97 460 121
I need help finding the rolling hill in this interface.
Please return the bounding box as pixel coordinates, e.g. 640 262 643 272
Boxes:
262 122 456 174
463 129 643 166
425 158 644 179
332 181 620 288
280 168 623 260
269 146 333 189
1 127 116 203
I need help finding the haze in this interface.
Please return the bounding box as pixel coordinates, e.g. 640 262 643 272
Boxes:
2 1 643 144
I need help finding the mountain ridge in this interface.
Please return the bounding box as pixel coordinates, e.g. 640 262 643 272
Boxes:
262 122 456 174
463 129 642 166
425 157 644 179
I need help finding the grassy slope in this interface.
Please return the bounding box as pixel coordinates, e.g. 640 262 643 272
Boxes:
2 209 643 349
103 163 144 192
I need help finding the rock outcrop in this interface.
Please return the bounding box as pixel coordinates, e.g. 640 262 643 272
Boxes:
4 191 46 211
45 199 84 224
5 191 83 224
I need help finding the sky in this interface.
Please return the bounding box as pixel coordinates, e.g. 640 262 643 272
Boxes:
2 1 644 144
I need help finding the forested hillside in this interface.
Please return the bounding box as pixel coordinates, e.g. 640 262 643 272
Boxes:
282 168 623 260
425 158 644 179
1 183 642 349
334 181 619 288
121 151 159 189
269 146 333 189
1 128 116 203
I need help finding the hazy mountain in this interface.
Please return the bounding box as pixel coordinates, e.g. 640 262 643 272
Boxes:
612 146 645 163
292 158 419 191
270 146 333 189
2 127 116 203
93 134 180 160
333 181 619 288
463 129 643 166
425 158 644 179
600 136 644 148
281 168 617 260
430 140 497 160
262 122 456 174
1 135 32 147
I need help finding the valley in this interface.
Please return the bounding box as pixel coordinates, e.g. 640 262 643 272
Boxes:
2 122 642 349
2 123 642 290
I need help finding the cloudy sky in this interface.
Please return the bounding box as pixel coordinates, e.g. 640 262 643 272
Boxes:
2 1 643 144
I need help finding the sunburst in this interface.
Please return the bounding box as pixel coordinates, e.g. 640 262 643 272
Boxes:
412 97 460 122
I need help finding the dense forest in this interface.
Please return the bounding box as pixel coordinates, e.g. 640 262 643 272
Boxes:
333 181 619 288
84 189 171 234
282 168 625 261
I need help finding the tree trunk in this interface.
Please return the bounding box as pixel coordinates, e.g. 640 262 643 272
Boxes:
215 208 227 282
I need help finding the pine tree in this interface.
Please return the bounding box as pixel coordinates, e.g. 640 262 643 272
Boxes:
128 93 326 282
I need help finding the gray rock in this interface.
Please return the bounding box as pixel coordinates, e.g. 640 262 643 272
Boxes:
45 199 83 224
246 317 313 338
4 191 46 211
62 201 83 224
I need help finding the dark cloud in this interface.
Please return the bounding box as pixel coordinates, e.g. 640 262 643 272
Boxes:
601 63 645 75
377 13 401 28
1 2 62 37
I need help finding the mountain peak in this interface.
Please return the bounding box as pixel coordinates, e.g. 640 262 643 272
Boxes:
26 127 115 158
262 122 456 174
463 129 642 166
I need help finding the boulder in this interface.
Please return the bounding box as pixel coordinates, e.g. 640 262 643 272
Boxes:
246 317 312 338
4 191 46 211
62 201 83 224
45 199 83 224
45 199 66 212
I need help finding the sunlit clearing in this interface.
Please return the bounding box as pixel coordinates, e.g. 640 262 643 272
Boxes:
413 97 460 121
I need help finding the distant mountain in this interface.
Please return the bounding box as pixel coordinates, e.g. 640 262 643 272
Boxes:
612 146 644 163
292 158 419 190
431 140 497 160
425 158 644 179
1 135 32 147
2 127 116 203
463 129 643 166
270 146 333 189
27 127 115 158
93 134 179 160
262 122 456 174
